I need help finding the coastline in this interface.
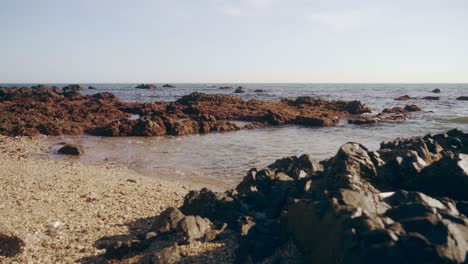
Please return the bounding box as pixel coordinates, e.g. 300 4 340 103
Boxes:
0 135 235 263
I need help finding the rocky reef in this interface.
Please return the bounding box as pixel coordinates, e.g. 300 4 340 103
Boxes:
92 129 468 263
0 85 374 137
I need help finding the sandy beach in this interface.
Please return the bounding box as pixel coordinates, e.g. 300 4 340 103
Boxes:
0 136 236 263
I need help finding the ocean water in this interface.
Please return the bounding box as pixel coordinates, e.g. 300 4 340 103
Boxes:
7 83 466 188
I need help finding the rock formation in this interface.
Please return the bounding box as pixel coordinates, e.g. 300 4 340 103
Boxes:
93 129 468 263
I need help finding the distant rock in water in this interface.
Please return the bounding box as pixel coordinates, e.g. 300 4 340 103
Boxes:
219 86 233 90
349 107 410 125
422 96 440 100
394 95 413 101
254 89 264 93
404 104 422 112
234 87 245 93
135 84 157 90
431 88 441 93
456 96 468 101
58 144 84 155
88 86 97 90
162 84 175 88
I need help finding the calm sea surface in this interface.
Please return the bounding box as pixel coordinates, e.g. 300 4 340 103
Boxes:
4 83 467 188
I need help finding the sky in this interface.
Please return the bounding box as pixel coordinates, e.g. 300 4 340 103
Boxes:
0 0 467 83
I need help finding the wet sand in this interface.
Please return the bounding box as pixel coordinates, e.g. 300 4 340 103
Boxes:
0 136 236 263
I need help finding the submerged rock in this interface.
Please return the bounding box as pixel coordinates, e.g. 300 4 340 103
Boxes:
57 144 84 155
135 84 157 90
422 96 440 100
395 95 413 101
404 104 422 112
162 84 175 88
431 88 441 93
456 96 468 101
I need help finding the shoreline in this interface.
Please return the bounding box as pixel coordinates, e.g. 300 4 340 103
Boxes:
0 135 235 263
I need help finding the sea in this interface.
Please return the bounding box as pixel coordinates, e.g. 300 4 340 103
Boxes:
3 83 467 188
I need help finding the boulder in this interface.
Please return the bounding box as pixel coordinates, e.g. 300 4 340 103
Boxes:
135 84 157 90
234 87 245 93
162 84 175 88
152 207 185 233
88 86 97 90
57 144 84 155
431 88 441 93
254 89 265 93
395 95 412 101
456 96 468 101
176 215 212 243
404 104 422 112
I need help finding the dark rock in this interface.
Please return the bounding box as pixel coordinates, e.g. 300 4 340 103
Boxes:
404 104 422 112
94 235 144 259
152 243 184 264
254 89 264 93
152 207 185 233
431 88 441 93
219 86 233 90
162 84 175 88
88 86 97 90
456 96 468 101
395 95 413 101
0 233 24 257
135 84 157 90
422 96 439 100
234 87 245 93
57 144 84 155
176 215 212 243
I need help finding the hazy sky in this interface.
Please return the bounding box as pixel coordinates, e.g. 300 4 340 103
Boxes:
1 0 467 83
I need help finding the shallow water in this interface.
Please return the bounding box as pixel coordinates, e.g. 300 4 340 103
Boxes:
8 83 465 188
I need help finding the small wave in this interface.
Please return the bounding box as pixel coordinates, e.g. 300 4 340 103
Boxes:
440 117 468 124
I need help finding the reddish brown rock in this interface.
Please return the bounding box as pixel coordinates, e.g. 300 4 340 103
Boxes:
0 88 372 137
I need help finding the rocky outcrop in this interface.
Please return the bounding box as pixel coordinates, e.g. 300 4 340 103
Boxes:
0 87 375 137
349 107 410 125
93 129 468 263
135 84 157 90
162 84 175 88
457 96 468 101
431 88 441 93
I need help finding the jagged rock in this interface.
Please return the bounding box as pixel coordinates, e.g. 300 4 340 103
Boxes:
177 216 212 243
57 144 84 155
431 88 441 93
0 233 24 257
152 207 185 234
326 142 379 192
152 243 184 264
135 84 157 90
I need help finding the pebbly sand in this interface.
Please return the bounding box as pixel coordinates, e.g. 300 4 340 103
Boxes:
0 136 238 263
